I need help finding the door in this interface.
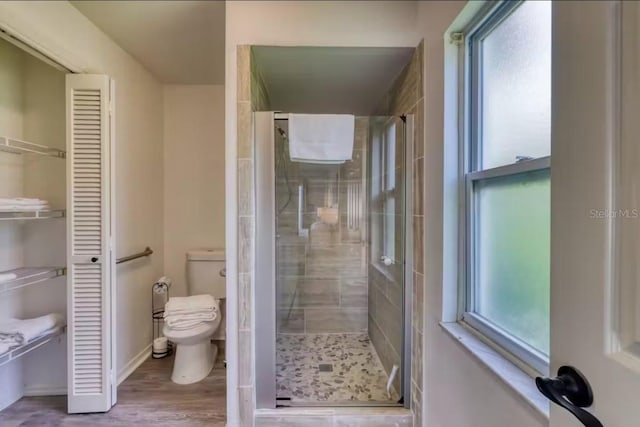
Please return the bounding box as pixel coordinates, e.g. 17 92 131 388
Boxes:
549 2 640 426
66 74 115 413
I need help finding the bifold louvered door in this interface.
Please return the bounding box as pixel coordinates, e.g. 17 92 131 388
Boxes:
66 74 114 414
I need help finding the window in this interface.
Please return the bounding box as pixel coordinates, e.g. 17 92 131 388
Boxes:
371 118 399 267
461 0 551 373
383 122 397 262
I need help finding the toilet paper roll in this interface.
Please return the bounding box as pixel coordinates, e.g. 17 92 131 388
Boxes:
153 337 168 353
153 276 172 294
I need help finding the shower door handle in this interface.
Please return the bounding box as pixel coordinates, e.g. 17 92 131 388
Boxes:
298 184 309 237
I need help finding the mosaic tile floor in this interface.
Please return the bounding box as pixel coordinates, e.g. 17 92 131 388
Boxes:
276 333 400 403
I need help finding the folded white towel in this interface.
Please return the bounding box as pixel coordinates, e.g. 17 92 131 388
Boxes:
0 198 50 211
165 295 217 313
0 205 50 211
0 273 18 283
164 307 214 317
288 114 355 164
0 313 65 345
165 318 215 331
0 197 47 203
165 310 216 325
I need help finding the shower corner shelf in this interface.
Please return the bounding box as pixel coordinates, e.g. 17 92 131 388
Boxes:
0 267 67 295
0 209 66 221
0 326 66 368
0 136 66 159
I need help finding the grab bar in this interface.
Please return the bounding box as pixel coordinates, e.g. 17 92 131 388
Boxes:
116 247 153 264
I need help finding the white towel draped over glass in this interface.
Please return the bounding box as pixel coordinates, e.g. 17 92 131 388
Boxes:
288 114 355 164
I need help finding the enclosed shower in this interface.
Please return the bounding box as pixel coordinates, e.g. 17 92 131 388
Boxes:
252 45 416 409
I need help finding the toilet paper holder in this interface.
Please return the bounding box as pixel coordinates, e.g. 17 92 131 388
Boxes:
152 277 173 359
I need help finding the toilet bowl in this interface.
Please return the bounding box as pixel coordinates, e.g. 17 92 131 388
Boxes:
163 313 221 384
164 248 225 385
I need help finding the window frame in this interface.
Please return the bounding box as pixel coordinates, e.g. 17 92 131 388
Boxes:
383 121 397 262
371 118 399 266
460 0 551 375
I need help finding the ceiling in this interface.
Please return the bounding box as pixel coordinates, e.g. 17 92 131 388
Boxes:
253 46 415 115
71 1 225 84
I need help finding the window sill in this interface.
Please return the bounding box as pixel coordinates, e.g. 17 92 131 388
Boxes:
371 261 396 283
439 321 550 420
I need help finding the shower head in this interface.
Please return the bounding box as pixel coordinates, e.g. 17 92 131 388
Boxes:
276 127 287 138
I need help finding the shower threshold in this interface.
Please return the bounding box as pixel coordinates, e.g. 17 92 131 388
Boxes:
277 400 403 408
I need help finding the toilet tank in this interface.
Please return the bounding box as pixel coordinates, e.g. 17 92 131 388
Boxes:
186 249 226 298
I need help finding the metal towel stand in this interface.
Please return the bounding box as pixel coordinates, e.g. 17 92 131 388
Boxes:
116 247 153 264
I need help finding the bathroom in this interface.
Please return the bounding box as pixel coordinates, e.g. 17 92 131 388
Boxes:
0 1 228 422
3 1 636 426
0 2 422 425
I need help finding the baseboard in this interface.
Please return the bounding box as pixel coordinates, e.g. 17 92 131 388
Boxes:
23 386 67 397
118 343 152 385
21 344 151 396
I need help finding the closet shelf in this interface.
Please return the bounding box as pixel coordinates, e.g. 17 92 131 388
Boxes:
0 326 65 368
0 209 65 220
0 136 66 159
0 267 66 295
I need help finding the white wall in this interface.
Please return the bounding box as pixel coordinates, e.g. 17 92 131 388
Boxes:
21 50 68 398
163 84 225 298
225 1 421 424
0 0 165 386
0 38 26 411
417 2 548 426
0 39 68 409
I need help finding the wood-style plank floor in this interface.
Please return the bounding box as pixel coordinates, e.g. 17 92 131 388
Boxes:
0 354 227 426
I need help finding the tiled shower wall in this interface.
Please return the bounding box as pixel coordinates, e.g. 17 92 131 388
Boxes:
368 43 424 425
276 118 369 335
395 44 425 427
237 45 271 427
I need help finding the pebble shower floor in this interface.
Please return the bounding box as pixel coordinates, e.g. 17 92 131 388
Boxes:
276 333 400 403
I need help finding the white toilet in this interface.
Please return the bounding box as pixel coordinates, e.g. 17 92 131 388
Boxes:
163 249 225 384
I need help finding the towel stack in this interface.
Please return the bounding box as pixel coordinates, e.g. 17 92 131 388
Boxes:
0 198 50 211
163 295 219 331
0 273 17 284
0 313 65 355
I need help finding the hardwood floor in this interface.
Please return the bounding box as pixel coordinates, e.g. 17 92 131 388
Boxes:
0 353 227 426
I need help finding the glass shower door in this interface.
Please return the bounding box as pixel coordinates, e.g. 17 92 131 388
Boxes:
273 116 408 406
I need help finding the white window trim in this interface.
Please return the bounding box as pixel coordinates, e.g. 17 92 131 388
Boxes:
372 118 398 269
458 0 551 376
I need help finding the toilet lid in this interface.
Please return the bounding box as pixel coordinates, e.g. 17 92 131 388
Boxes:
163 318 219 339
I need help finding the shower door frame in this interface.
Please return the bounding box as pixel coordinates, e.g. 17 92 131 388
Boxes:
254 112 413 410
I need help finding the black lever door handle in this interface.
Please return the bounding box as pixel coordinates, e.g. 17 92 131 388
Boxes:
536 366 603 427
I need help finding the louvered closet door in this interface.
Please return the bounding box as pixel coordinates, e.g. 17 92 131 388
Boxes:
66 74 114 414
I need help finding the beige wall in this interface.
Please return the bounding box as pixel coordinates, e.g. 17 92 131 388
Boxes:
0 0 165 387
0 38 27 411
417 2 548 427
163 85 225 298
0 39 68 409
